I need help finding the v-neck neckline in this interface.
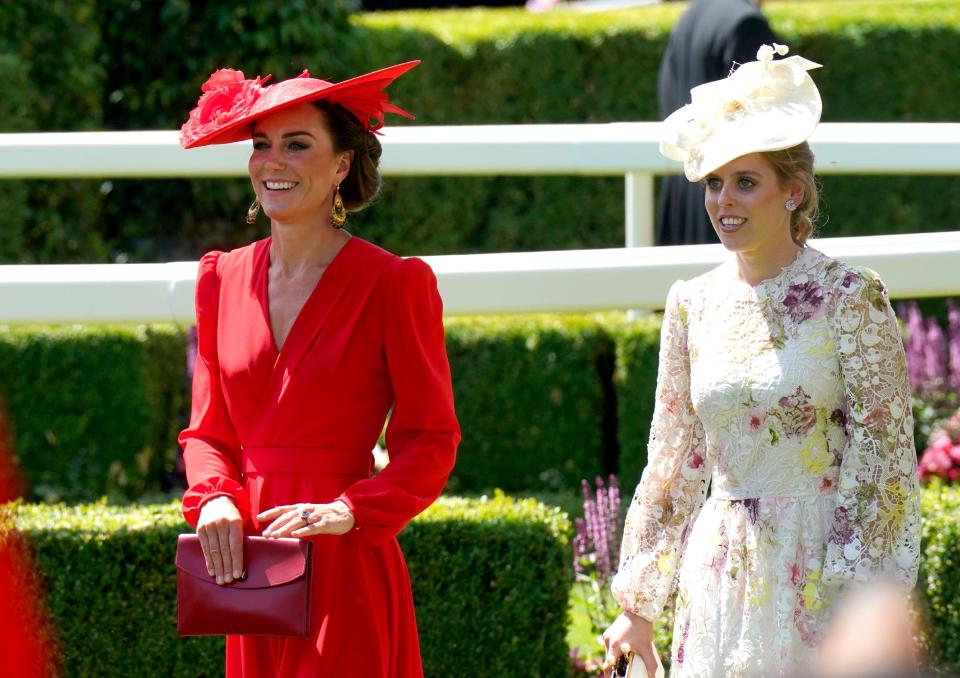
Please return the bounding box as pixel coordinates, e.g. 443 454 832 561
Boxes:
257 235 357 356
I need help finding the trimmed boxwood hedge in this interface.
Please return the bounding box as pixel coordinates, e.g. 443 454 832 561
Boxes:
3 493 572 678
919 482 960 668
2 1 959 263
7 486 960 676
444 314 614 493
0 1 105 264
610 315 662 488
0 325 187 502
0 315 665 501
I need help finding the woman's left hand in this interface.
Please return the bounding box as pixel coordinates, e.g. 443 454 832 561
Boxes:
258 500 355 538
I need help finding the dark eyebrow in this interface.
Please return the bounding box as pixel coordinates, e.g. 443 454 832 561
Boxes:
251 131 315 140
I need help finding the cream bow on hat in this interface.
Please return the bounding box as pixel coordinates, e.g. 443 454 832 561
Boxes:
660 44 822 182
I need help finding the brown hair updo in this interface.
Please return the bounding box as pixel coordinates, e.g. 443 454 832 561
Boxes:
762 142 820 247
313 100 383 212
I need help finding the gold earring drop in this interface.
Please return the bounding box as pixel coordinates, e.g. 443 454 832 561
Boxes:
331 185 347 228
246 197 261 224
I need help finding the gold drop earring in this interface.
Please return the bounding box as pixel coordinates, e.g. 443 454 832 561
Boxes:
331 185 347 228
246 197 261 224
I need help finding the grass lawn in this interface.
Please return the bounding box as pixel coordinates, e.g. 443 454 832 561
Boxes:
568 581 604 660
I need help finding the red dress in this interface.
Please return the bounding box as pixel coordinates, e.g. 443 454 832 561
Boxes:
179 236 460 677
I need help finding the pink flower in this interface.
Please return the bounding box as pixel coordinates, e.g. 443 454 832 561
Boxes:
775 387 817 438
744 407 767 433
861 404 891 430
180 69 270 147
788 561 803 587
662 391 684 417
829 506 854 546
783 281 824 324
919 423 960 483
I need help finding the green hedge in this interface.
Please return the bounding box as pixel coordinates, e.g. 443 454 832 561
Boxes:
0 326 186 502
610 316 662 488
9 487 960 676
919 482 960 667
3 1 959 263
4 493 572 678
352 1 960 253
444 315 615 492
0 2 104 264
0 315 665 501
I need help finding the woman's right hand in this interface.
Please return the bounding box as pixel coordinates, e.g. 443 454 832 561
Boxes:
601 611 657 677
196 496 243 586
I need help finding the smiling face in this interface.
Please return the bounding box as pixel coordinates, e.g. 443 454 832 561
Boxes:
248 102 352 225
703 152 802 258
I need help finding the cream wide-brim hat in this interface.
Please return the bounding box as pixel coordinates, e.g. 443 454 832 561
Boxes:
660 44 823 182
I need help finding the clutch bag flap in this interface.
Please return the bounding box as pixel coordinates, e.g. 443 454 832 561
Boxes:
175 534 312 637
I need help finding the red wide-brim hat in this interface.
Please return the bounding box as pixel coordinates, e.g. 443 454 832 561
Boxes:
180 61 420 149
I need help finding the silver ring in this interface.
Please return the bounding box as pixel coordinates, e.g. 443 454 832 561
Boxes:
300 508 312 525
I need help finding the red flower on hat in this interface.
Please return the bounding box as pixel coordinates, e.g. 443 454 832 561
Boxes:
180 69 270 148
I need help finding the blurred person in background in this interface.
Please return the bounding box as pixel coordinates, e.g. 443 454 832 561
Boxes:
0 405 51 678
657 0 777 245
799 580 923 678
601 44 921 677
178 62 460 677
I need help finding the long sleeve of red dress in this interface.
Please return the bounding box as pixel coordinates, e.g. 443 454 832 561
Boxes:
339 256 460 547
179 251 252 528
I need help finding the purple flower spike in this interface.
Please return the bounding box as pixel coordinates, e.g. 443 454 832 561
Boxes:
898 301 925 394
574 475 627 587
947 300 960 391
924 317 948 393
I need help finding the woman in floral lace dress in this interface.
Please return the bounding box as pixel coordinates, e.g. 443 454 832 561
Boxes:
602 45 920 678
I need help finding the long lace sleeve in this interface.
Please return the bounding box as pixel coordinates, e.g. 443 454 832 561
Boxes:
611 281 710 621
823 268 920 586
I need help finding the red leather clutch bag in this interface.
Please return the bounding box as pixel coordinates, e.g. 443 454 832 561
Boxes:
176 534 313 637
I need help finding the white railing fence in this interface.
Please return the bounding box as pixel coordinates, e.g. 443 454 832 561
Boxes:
2 123 959 249
1 123 959 323
1 231 958 324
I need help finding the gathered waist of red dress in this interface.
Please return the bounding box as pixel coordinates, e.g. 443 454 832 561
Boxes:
240 446 373 476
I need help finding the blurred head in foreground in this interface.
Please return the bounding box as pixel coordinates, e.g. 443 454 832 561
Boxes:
801 580 923 678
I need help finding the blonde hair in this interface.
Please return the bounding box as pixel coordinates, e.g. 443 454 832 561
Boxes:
762 142 820 247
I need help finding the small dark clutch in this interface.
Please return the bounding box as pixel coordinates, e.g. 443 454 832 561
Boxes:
175 534 313 637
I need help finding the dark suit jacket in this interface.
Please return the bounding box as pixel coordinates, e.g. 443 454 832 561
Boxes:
656 0 777 245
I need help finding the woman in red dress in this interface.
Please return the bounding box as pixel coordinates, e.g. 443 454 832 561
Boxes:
177 62 460 677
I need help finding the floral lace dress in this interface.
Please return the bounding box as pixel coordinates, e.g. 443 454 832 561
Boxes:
611 248 920 677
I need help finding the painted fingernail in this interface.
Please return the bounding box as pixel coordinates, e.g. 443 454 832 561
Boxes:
233 570 242 579
224 575 233 584
217 577 223 585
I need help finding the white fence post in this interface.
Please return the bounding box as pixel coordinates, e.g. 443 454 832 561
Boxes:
624 171 655 248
